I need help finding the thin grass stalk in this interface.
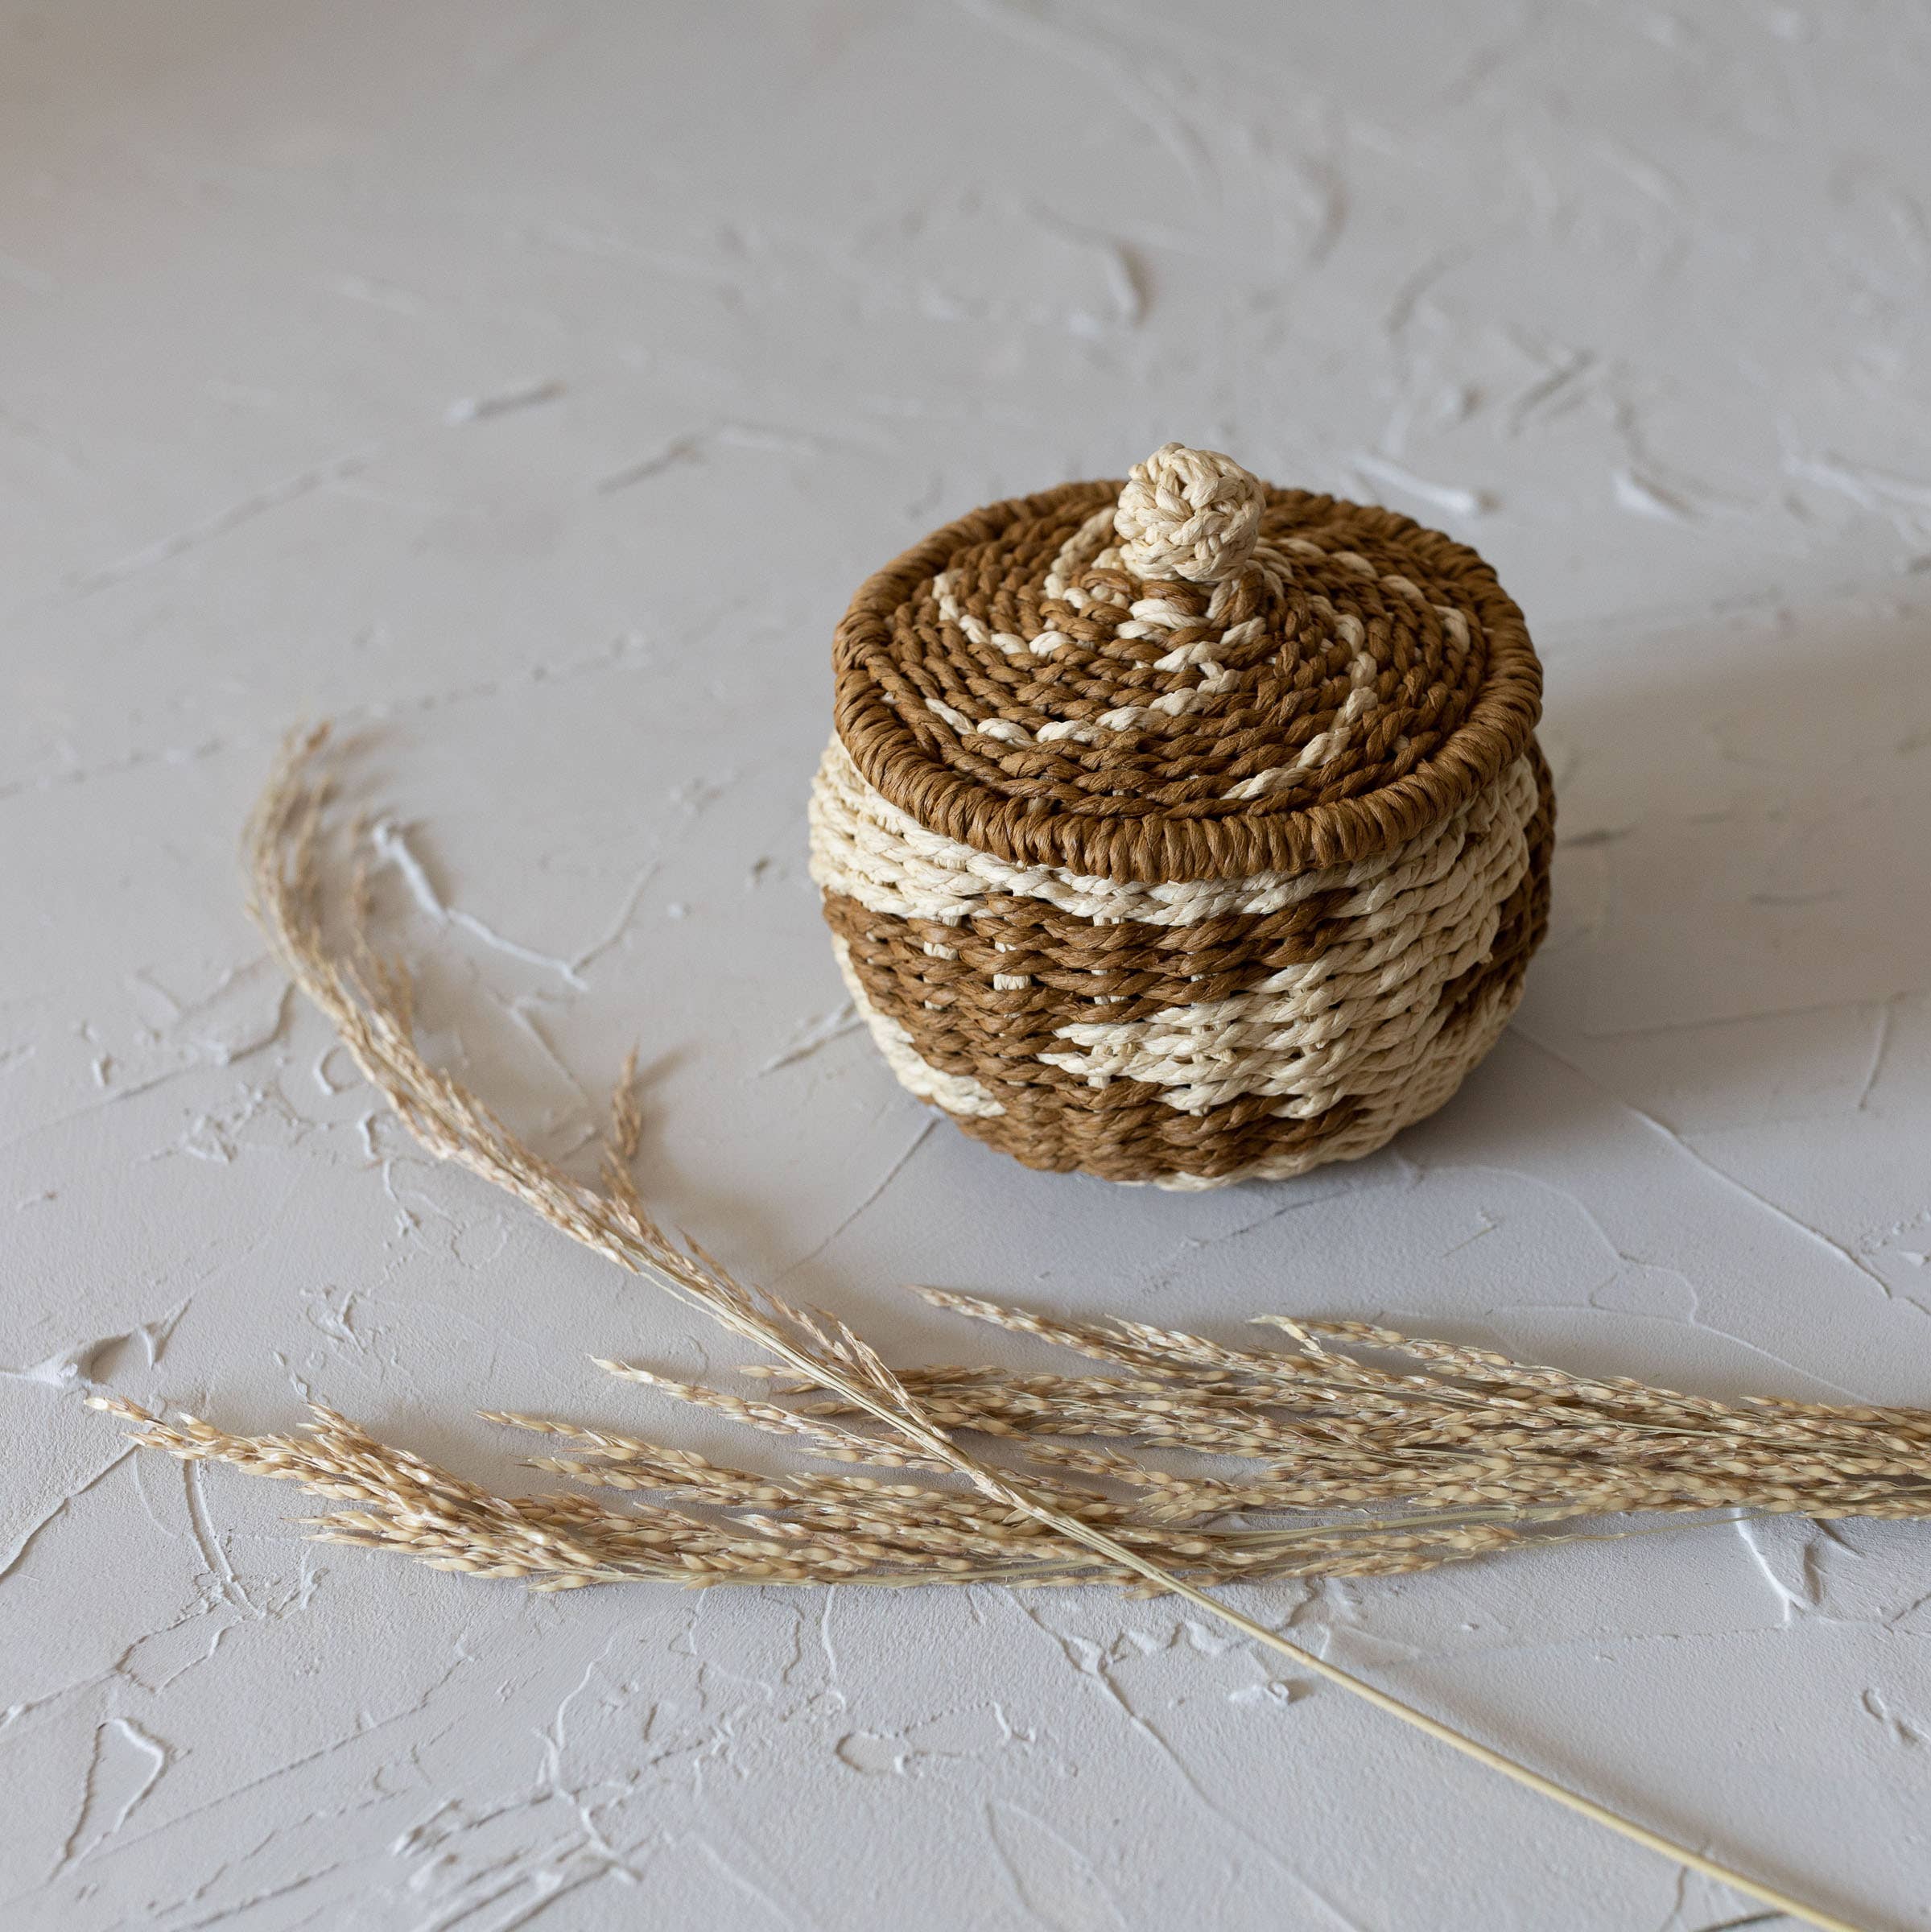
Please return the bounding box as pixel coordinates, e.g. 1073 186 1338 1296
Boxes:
88 725 1893 1932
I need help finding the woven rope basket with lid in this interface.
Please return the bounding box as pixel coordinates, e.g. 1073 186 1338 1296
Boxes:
808 443 1553 1189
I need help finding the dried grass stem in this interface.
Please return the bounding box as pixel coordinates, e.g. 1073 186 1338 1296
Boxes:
89 726 1900 1932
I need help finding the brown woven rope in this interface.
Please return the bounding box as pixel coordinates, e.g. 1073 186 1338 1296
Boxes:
819 751 1552 1182
832 478 1542 885
813 446 1551 1187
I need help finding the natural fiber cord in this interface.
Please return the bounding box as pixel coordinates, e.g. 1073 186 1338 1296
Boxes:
814 444 1552 1185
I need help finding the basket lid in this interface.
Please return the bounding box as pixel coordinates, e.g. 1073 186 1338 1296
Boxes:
831 443 1541 885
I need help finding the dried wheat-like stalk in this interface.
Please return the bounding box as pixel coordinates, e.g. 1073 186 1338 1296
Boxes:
90 725 1907 1931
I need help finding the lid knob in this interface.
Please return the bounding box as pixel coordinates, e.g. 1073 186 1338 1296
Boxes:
1113 442 1265 584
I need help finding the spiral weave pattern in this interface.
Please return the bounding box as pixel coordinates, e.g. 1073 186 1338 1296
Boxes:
812 447 1551 1187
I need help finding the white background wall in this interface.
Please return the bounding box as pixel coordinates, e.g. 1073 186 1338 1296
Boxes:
3 4 1929 1926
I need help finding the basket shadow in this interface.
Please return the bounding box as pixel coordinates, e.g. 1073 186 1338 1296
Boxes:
1500 588 1931 1135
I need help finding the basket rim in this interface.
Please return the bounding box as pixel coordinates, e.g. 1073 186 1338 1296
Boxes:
831 477 1543 885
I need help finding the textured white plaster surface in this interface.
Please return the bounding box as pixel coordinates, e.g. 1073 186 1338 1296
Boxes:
3 4 1929 1927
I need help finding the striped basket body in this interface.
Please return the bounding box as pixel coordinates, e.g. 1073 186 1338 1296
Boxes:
811 447 1552 1188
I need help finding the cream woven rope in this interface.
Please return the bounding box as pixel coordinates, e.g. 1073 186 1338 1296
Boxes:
815 444 1553 1186
1112 440 1267 583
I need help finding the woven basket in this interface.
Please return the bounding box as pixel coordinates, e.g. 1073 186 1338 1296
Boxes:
808 444 1553 1189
